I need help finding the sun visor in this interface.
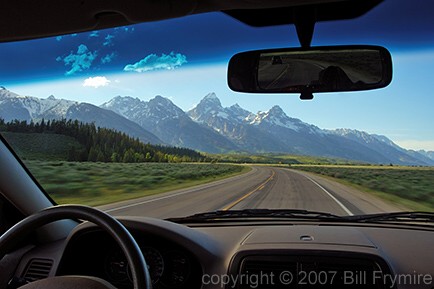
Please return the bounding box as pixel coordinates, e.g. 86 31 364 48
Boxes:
224 0 383 27
0 0 197 42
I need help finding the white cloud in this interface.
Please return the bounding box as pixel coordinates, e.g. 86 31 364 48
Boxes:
103 34 115 46
89 31 99 38
55 34 76 42
123 52 187 73
83 76 111 88
57 44 98 76
101 52 116 64
115 26 135 33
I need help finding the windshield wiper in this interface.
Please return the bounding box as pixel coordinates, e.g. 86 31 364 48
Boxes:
166 209 345 223
167 210 434 225
347 211 434 224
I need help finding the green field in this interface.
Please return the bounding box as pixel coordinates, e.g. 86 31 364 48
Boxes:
293 165 434 211
209 152 361 165
4 132 433 211
24 161 248 206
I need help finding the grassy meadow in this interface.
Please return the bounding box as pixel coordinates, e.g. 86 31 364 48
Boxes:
2 131 248 206
2 131 433 210
208 152 361 165
293 165 434 211
24 161 248 206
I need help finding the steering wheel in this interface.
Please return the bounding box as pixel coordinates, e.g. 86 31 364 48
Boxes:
0 205 151 289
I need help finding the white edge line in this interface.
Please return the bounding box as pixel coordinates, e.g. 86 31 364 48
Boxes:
104 189 202 213
105 167 354 216
302 173 354 216
104 166 257 213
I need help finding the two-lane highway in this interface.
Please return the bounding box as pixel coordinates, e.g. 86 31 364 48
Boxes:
99 166 404 219
225 168 352 215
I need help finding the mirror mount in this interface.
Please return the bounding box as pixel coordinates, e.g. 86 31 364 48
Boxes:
294 6 317 48
294 7 317 98
300 89 314 100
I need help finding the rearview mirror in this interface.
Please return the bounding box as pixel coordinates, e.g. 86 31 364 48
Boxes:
228 46 392 99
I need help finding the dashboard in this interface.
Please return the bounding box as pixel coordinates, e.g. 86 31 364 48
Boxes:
56 227 202 289
9 217 434 289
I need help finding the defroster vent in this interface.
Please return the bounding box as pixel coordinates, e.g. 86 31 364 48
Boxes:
235 255 392 289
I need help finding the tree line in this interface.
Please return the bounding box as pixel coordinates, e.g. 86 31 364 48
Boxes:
0 118 208 163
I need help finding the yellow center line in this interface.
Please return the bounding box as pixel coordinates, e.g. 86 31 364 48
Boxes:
221 170 276 211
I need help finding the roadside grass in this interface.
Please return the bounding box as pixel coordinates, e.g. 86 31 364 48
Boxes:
209 152 361 165
292 165 434 211
24 161 250 206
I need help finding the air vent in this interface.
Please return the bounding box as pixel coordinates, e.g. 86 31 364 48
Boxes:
237 255 391 289
22 258 53 282
241 260 297 289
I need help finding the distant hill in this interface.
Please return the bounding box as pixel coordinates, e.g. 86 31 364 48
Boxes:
0 119 205 163
0 87 163 145
1 132 82 161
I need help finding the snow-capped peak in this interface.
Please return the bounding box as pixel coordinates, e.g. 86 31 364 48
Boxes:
326 128 384 145
372 134 403 150
231 103 242 111
102 95 141 106
188 93 226 122
199 92 222 107
0 87 20 100
151 95 173 105
328 128 371 139
100 95 142 117
147 95 184 118
247 105 322 134
0 88 77 120
98 94 187 131
227 103 251 121
249 105 288 126
203 92 218 100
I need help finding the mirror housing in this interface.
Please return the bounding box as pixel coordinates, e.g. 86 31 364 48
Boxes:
227 45 392 98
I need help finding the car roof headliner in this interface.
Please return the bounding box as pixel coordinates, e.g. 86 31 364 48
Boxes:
0 0 382 43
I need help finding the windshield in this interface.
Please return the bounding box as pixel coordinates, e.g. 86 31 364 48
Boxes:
0 0 433 219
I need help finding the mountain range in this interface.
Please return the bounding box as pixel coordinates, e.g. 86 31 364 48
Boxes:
1 87 433 165
0 87 162 144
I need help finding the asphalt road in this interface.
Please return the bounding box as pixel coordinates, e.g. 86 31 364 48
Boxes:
259 60 323 89
99 166 403 219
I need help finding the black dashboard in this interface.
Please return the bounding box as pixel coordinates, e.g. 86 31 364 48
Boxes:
8 217 434 289
57 228 202 289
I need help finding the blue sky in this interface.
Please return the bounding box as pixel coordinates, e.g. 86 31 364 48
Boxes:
1 0 434 151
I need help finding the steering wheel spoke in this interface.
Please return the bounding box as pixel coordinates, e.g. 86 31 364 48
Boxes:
0 205 151 289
